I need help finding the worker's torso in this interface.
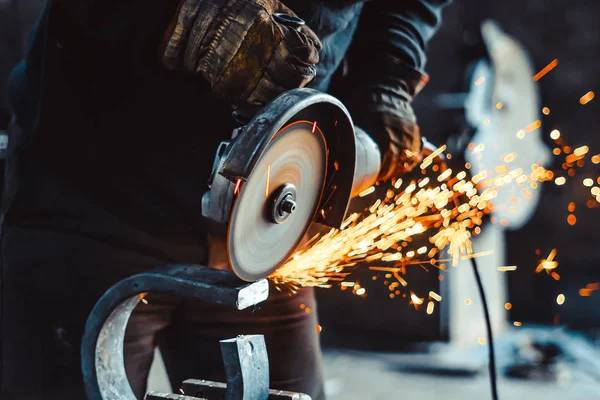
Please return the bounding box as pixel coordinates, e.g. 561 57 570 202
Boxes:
5 0 366 260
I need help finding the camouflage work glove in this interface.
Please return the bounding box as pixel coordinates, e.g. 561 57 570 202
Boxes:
161 0 322 113
371 102 423 183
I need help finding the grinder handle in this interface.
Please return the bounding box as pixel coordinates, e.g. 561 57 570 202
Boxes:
351 126 382 198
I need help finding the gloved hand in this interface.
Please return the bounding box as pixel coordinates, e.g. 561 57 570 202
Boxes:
374 107 423 183
351 55 429 183
161 0 322 114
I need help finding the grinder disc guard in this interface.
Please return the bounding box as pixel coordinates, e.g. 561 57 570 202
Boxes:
227 121 327 281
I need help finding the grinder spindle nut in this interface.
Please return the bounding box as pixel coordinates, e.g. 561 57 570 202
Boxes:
271 184 298 224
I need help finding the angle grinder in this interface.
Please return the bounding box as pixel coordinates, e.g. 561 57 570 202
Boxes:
202 88 382 281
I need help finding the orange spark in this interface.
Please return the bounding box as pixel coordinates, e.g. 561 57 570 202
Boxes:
536 249 558 273
233 178 243 195
265 165 271 197
533 59 558 81
525 120 542 132
580 91 595 105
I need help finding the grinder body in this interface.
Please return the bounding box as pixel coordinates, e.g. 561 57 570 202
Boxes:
202 88 382 281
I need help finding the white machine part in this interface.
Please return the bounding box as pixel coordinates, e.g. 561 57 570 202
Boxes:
465 20 551 229
451 20 551 346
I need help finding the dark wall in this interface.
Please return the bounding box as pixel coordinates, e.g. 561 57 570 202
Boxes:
414 0 600 328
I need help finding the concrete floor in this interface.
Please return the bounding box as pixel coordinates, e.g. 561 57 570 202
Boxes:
322 349 600 400
147 328 600 399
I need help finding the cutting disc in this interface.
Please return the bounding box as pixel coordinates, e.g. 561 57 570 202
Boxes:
227 121 327 281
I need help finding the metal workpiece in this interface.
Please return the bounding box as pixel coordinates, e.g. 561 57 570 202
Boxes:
82 265 269 400
179 379 312 400
144 335 311 400
146 394 204 400
220 335 269 400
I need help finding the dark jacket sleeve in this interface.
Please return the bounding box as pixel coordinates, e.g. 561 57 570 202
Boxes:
346 0 451 150
51 0 178 71
360 0 451 74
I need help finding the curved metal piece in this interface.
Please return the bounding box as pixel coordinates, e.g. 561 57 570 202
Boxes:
82 265 269 400
220 88 357 228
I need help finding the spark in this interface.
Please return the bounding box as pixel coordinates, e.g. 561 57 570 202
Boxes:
420 145 447 169
312 120 318 133
410 293 424 308
505 302 512 310
556 294 565 305
473 144 485 153
478 337 486 345
555 177 566 185
536 249 558 274
429 291 442 301
437 169 452 181
233 178 243 195
525 120 542 132
514 321 523 327
475 77 485 85
359 186 375 197
574 146 589 156
496 102 503 109
580 91 595 105
426 301 435 315
533 59 558 81
584 178 594 187
266 165 271 197
550 129 560 140
465 299 472 305
498 265 517 272
542 107 550 115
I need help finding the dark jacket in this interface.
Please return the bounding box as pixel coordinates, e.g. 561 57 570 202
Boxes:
5 0 449 262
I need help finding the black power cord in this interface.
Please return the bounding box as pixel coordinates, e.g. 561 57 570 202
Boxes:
470 256 499 400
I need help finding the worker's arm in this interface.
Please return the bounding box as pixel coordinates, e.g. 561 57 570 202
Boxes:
347 0 452 181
